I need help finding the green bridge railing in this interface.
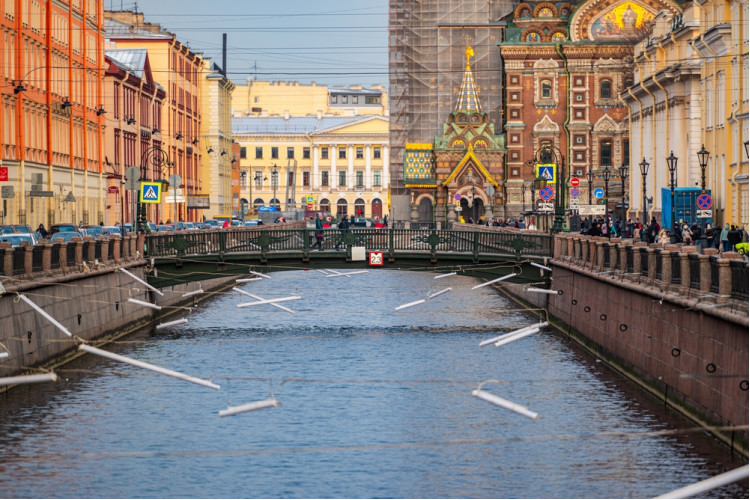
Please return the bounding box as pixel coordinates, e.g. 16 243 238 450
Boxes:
145 228 553 262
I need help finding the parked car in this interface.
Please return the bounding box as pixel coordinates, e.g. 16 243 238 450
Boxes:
244 219 262 226
101 226 122 236
351 217 372 228
49 231 82 242
155 225 175 233
49 223 79 236
83 225 104 238
184 222 196 230
0 233 36 247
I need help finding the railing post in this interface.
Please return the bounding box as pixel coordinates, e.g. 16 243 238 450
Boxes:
472 231 479 262
101 238 110 264
219 231 227 253
42 243 52 275
679 246 696 294
388 229 395 259
1 244 12 278
647 247 657 285
595 240 606 272
113 236 121 264
659 246 677 291
75 239 84 268
699 248 718 294
24 243 34 276
86 237 96 264
59 242 68 273
717 252 742 302
609 238 620 272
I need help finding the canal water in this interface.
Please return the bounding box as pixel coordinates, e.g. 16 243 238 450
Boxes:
0 270 746 498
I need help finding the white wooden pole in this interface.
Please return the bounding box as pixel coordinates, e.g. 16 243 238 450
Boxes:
236 296 301 308
78 344 220 390
18 294 73 337
128 298 162 310
493 328 540 348
428 288 452 299
479 321 548 347
471 273 516 290
119 267 164 296
655 465 749 499
233 288 295 314
0 373 58 385
395 299 425 311
472 389 538 420
218 398 280 417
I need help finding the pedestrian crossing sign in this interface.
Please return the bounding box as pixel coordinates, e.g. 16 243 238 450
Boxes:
139 182 162 203
536 164 556 184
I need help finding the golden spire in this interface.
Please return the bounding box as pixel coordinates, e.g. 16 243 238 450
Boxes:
465 45 474 70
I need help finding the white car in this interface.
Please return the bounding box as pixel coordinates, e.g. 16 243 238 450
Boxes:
0 233 37 247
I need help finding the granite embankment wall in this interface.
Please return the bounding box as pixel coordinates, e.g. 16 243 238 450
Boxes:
0 263 234 381
502 234 748 454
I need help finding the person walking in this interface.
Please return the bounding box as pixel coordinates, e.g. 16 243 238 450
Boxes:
720 223 730 252
704 223 714 250
335 215 350 251
312 213 324 250
728 224 742 252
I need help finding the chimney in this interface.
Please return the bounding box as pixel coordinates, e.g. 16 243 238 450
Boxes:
222 33 227 77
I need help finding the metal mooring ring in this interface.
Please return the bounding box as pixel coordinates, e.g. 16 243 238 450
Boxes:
671 348 681 357
706 363 717 373
619 324 627 332
572 299 578 305
600 314 607 321
584 306 591 312
740 380 748 391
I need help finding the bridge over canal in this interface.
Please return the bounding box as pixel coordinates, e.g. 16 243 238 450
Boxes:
144 227 554 288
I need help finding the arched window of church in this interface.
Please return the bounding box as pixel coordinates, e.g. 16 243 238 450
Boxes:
541 80 552 99
600 79 612 99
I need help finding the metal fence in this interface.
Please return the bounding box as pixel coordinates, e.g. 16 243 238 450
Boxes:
730 260 748 301
32 246 44 273
12 247 25 276
145 228 554 261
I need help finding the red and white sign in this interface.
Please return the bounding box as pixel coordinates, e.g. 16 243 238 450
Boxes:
108 185 119 194
306 203 313 210
570 177 580 187
369 251 384 267
0 167 8 182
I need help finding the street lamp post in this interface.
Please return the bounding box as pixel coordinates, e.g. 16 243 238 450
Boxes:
639 158 649 233
602 166 611 222
618 163 628 233
271 164 279 211
521 183 526 213
586 170 594 226
697 144 709 193
532 145 567 233
666 151 678 242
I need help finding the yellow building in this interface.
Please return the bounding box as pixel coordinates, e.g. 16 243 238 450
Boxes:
233 115 389 220
200 62 235 218
624 2 748 229
233 80 388 118
691 0 749 227
104 11 204 223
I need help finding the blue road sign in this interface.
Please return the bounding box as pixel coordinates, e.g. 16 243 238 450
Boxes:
539 186 554 201
696 193 712 210
593 187 604 199
139 182 162 203
536 164 556 183
570 187 580 198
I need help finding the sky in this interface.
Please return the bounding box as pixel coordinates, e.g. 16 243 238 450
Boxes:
109 0 389 88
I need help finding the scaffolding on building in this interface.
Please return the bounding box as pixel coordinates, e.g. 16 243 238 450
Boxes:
388 0 513 222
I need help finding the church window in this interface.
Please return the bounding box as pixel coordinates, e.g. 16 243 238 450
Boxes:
600 79 612 99
600 140 612 166
541 80 552 99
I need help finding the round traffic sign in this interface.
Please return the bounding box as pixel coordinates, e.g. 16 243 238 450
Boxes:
454 193 461 201
168 174 182 188
539 186 554 201
571 177 580 188
570 187 580 198
696 193 712 210
125 166 140 182
307 203 313 210
593 187 604 198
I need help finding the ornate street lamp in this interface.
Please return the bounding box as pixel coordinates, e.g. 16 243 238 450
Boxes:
271 164 279 210
697 144 709 193
521 183 526 213
618 163 628 232
602 166 611 219
639 157 649 229
586 170 595 225
667 151 678 241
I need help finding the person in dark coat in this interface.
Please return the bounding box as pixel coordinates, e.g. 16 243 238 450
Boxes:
728 225 742 251
335 215 350 251
37 224 48 239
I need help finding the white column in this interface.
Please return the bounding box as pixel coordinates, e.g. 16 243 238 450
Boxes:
330 144 337 190
383 145 390 192
348 145 354 189
365 145 372 189
312 145 319 190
